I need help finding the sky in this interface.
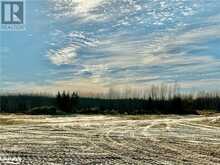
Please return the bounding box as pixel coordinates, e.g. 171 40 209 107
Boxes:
0 0 220 94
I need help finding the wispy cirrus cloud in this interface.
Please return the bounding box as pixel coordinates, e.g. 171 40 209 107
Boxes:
2 0 220 93
47 45 78 65
50 0 108 21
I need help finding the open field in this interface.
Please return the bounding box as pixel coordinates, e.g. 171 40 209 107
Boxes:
0 114 220 165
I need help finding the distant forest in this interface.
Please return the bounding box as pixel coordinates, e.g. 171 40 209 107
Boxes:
0 85 220 115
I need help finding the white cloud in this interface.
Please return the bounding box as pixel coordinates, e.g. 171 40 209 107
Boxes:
50 0 108 21
2 79 109 96
3 77 220 97
73 0 105 13
83 24 220 86
47 45 78 65
43 0 220 91
45 23 220 88
181 79 220 91
168 26 220 46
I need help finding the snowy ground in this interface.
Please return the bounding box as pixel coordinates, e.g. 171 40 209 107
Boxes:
0 114 220 165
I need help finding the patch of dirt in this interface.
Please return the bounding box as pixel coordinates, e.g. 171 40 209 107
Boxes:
0 114 219 164
195 116 220 127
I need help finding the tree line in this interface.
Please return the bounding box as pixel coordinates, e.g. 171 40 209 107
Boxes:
0 88 220 115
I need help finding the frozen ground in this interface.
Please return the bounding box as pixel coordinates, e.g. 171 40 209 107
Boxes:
0 114 220 165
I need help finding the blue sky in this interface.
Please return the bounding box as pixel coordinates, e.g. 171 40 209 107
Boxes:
1 0 220 94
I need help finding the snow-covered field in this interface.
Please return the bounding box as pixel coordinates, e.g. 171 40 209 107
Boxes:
0 114 220 165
